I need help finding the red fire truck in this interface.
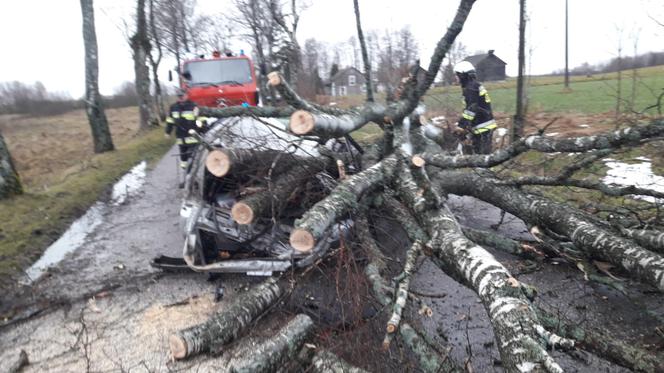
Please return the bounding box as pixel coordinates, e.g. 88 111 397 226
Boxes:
171 51 259 107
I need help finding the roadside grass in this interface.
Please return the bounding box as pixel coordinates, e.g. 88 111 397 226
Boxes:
0 108 171 287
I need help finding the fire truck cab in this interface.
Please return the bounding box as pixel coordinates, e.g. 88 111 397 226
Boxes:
173 51 259 107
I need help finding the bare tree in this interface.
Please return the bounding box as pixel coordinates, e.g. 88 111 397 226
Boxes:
131 0 156 130
564 0 570 89
148 0 166 121
353 0 373 102
268 0 306 85
0 130 22 199
512 0 526 142
233 0 275 103
80 0 114 153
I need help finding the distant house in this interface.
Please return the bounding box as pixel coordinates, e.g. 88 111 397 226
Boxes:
325 67 367 96
463 50 507 81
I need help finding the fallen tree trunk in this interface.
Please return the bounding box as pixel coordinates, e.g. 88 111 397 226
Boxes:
290 155 397 252
169 278 284 360
416 119 664 169
232 157 337 225
536 306 664 373
199 105 296 119
205 148 294 179
229 314 314 373
311 350 369 373
619 227 664 255
419 204 570 372
432 169 664 291
392 166 570 372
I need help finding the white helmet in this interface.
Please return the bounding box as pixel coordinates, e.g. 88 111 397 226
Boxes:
453 61 475 74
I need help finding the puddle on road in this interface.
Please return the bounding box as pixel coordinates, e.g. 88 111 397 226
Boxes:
602 158 664 203
21 161 148 284
111 161 147 205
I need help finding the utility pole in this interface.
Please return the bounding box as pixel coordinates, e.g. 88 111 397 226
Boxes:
564 0 570 89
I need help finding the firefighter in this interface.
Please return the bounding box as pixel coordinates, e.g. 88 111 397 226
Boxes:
165 89 208 187
453 61 497 154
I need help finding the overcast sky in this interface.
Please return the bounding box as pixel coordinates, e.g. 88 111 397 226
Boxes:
1 0 662 98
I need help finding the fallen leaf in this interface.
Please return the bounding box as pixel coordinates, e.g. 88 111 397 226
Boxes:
576 262 589 281
593 260 623 281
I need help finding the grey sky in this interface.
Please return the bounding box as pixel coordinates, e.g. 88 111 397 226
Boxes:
1 0 661 98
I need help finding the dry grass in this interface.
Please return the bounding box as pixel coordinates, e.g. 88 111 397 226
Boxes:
0 107 143 189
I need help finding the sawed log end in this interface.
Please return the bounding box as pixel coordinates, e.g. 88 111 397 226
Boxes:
206 149 231 177
231 202 255 225
290 110 315 135
290 228 315 252
169 334 188 360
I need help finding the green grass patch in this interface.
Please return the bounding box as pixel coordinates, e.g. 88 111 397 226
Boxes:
0 128 172 286
423 65 664 115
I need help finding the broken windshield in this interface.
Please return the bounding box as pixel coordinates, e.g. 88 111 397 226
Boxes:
184 59 253 86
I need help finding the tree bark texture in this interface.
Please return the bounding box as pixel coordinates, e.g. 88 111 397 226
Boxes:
353 0 374 103
291 155 397 252
512 0 526 142
199 105 296 119
536 306 664 373
80 0 114 153
418 203 567 373
433 170 664 291
169 278 284 359
619 227 664 255
311 350 369 373
419 119 664 169
0 131 22 199
131 0 155 130
229 314 314 373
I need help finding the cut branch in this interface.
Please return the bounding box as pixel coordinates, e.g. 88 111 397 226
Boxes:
232 157 337 224
418 120 664 169
311 350 369 373
290 156 397 252
386 241 422 337
169 278 284 360
199 105 296 119
288 104 386 137
229 314 314 373
267 71 349 116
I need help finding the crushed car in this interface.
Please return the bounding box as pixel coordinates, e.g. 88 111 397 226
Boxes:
152 116 361 276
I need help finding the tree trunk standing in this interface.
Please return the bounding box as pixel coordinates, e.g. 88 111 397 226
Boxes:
80 0 114 153
131 0 155 131
0 130 22 199
512 0 526 142
148 0 166 122
353 0 374 103
564 0 570 89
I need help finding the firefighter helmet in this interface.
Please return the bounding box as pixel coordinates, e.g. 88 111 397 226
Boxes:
453 61 475 75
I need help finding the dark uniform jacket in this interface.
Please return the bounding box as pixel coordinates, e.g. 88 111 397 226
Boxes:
459 80 496 134
165 100 204 144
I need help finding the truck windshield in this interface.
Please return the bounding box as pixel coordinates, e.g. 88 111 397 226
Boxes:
184 59 253 85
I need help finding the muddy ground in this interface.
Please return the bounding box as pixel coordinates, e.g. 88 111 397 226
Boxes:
1 143 662 372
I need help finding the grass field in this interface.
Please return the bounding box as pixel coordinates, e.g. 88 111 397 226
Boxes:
422 65 664 115
0 108 172 287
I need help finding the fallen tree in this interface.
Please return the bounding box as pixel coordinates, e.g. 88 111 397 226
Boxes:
167 0 664 371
